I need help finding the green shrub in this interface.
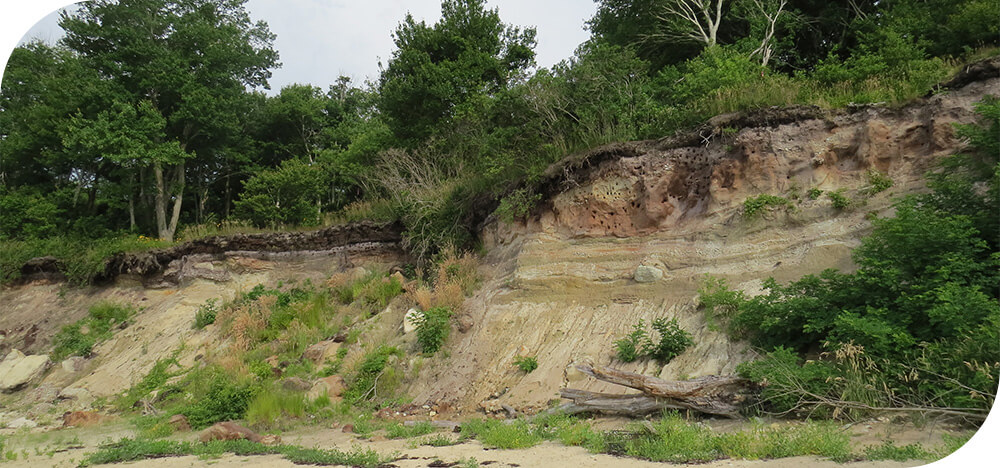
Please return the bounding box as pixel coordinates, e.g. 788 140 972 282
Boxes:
614 320 647 362
647 318 693 363
612 317 692 364
193 299 218 329
495 188 543 223
513 356 538 373
52 301 136 360
864 170 894 195
743 194 790 218
180 375 259 429
807 188 823 200
413 307 452 354
827 189 851 210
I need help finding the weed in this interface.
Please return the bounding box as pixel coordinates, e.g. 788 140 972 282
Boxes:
807 187 823 200
179 373 259 429
743 194 790 218
613 317 692 364
514 356 538 373
421 434 460 446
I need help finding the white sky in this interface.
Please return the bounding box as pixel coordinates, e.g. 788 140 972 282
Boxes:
2 0 597 93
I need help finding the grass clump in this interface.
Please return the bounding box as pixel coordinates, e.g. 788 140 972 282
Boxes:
344 345 403 404
178 372 259 429
51 301 136 360
421 434 460 447
863 441 934 461
80 438 390 467
385 421 436 439
743 194 790 218
613 317 692 364
697 276 747 330
245 385 308 429
513 356 538 373
413 306 452 354
460 419 543 449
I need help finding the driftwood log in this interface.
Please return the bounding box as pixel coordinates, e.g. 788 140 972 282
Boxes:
557 364 757 418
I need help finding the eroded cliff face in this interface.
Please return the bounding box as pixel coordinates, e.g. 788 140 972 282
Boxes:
401 73 1000 415
1 67 996 423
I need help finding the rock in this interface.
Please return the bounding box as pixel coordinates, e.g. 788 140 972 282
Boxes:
403 308 423 334
390 271 407 289
7 417 37 429
199 421 280 445
634 265 664 283
341 424 354 433
302 340 341 365
61 357 87 373
0 349 51 391
457 314 474 333
169 414 191 432
308 375 346 400
281 377 312 392
62 411 103 428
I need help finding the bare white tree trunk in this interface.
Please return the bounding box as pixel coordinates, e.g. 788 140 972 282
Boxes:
750 0 788 67
651 0 728 46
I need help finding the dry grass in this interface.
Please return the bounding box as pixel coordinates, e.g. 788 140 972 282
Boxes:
405 246 480 311
217 295 277 351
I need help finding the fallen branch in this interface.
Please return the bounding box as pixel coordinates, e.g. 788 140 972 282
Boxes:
560 364 757 418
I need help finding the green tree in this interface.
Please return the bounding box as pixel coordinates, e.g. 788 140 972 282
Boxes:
233 159 325 227
59 0 278 241
377 0 536 145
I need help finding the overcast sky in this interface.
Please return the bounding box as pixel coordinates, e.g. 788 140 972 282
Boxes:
3 0 597 94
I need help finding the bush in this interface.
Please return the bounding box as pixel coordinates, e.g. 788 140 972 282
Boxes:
413 307 452 354
743 194 790 218
697 276 746 329
827 189 851 210
864 170 894 195
179 374 259 429
612 317 692 364
647 318 694 363
513 356 538 373
614 321 647 362
193 299 218 329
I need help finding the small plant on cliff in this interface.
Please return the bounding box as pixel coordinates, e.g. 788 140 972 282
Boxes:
614 321 649 362
52 301 136 360
647 318 694 363
412 307 453 354
495 188 543 223
514 356 538 373
807 188 823 200
863 170 894 195
697 276 747 331
827 189 852 210
742 194 790 218
193 299 218 329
